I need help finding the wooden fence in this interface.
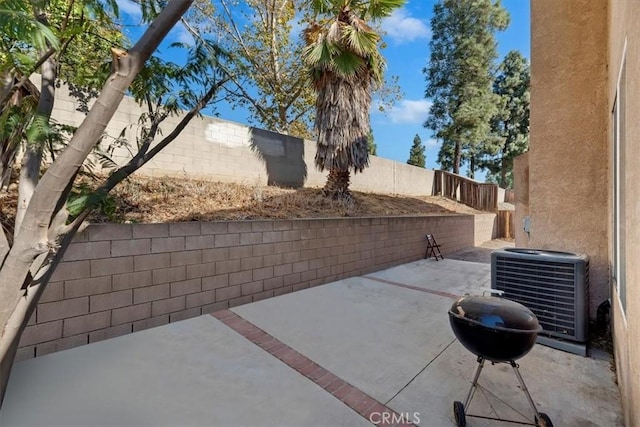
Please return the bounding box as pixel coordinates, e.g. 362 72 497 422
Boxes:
504 189 515 203
497 210 514 239
432 170 498 212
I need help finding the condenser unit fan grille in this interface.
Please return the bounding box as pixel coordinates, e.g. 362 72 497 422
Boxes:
491 249 589 346
494 257 577 337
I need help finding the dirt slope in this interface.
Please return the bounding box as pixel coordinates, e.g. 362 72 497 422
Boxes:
1 175 481 227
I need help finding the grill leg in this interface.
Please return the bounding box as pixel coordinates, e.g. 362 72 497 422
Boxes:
510 361 542 420
463 357 485 408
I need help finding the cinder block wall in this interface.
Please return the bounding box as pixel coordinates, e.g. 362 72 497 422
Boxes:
16 214 495 360
42 78 435 196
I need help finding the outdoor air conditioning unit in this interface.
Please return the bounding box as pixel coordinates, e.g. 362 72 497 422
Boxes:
491 248 589 356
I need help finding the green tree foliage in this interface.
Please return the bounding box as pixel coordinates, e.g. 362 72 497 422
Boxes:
1 0 124 227
423 0 509 176
367 127 377 156
206 0 316 138
407 134 426 168
183 1 402 140
1 0 123 108
96 38 228 171
303 0 405 200
480 50 530 188
0 2 221 405
56 0 124 92
0 1 56 93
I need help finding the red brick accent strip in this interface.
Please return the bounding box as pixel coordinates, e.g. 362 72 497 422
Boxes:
212 310 415 427
362 276 459 300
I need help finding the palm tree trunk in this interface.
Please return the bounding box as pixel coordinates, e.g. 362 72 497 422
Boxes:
323 168 351 200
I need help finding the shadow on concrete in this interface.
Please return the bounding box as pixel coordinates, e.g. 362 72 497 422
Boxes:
446 247 496 264
447 240 515 264
249 127 307 188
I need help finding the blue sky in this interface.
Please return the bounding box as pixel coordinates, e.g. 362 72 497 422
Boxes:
372 0 530 174
115 0 530 180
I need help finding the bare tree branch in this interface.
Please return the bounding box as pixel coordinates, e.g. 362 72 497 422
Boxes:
218 0 279 93
0 48 56 109
60 76 228 236
0 0 194 378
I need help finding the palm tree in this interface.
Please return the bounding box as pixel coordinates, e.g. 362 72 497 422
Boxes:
303 0 404 200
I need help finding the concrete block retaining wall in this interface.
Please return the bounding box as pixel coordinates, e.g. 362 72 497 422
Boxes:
17 214 496 360
43 78 435 197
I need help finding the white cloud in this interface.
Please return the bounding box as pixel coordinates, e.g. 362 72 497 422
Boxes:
425 138 439 148
170 22 195 46
381 8 430 44
389 99 431 124
116 0 142 18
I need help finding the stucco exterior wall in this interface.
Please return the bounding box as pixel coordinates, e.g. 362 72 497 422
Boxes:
528 0 609 318
513 152 529 246
609 0 640 425
529 1 640 424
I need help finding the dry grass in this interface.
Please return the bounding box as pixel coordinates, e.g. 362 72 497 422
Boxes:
1 174 481 226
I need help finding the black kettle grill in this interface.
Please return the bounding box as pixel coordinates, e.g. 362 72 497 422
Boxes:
448 294 553 427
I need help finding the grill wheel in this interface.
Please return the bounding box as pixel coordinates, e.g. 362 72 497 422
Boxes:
536 413 554 427
453 401 466 427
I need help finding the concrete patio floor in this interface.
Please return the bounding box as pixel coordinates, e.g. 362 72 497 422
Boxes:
0 242 623 427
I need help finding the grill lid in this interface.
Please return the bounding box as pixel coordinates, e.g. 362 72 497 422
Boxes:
449 295 542 333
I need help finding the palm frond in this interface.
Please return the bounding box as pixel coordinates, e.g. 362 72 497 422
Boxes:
342 24 379 56
310 0 336 14
303 39 335 69
367 51 386 87
304 0 405 183
326 20 342 43
365 0 407 20
330 50 367 79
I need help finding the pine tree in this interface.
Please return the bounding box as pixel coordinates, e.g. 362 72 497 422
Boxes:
424 0 509 176
407 134 426 168
367 128 377 156
480 50 530 188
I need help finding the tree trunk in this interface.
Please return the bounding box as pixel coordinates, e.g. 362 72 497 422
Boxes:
0 139 17 190
0 80 40 191
500 157 508 188
15 55 57 233
1 87 21 189
0 73 12 107
453 141 461 175
0 0 194 408
323 168 351 200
